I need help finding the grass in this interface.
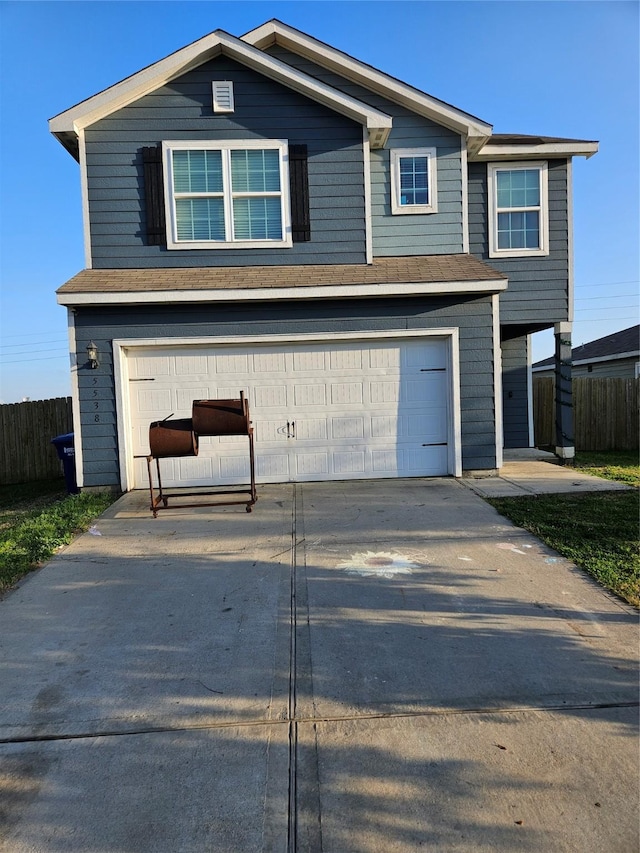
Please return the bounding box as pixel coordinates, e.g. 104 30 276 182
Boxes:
489 451 639 607
0 479 116 594
573 450 640 487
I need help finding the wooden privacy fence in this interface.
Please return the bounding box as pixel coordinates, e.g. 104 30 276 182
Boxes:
534 377 639 451
0 397 73 485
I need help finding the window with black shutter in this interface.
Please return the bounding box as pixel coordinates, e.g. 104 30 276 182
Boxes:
289 144 311 242
142 145 166 246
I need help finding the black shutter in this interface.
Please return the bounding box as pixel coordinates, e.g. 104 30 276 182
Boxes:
142 145 166 246
289 144 311 242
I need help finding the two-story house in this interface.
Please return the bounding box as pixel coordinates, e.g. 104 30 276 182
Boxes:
49 20 598 493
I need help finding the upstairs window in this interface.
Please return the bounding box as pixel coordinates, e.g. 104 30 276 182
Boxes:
163 140 292 250
390 147 437 215
487 161 548 258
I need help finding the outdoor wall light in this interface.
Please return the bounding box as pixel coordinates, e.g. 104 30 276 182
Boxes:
86 340 99 369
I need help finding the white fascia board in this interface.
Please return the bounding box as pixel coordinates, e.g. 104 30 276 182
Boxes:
472 142 599 161
242 21 492 147
49 30 392 148
573 351 640 366
57 277 507 307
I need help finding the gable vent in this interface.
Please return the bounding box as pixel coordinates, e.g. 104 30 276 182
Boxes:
212 81 234 113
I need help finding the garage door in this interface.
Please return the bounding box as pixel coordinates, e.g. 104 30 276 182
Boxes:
127 337 451 488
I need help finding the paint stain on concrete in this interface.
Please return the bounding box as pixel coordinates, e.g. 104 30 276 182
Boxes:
337 551 418 579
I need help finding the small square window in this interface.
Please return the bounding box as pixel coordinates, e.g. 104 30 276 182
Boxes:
390 148 437 215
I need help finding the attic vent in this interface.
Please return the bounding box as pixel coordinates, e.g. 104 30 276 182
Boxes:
212 81 234 113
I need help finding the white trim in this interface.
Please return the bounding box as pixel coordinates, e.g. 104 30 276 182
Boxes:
49 30 393 149
57 277 508 307
113 343 134 492
362 128 373 264
67 309 84 489
448 328 463 477
162 139 292 251
472 141 598 161
527 334 534 447
574 351 640 367
212 80 234 113
78 129 92 269
114 328 463 490
487 161 549 259
242 20 492 151
554 321 572 335
460 144 469 253
492 294 503 469
390 148 437 215
567 159 574 323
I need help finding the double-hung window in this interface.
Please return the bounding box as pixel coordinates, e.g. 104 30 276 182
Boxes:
390 147 437 215
487 161 548 258
163 140 292 250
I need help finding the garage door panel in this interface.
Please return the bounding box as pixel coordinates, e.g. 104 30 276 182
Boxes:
252 352 286 373
127 337 451 488
330 417 365 440
293 384 327 407
257 454 290 479
295 452 329 477
254 385 287 408
293 350 326 371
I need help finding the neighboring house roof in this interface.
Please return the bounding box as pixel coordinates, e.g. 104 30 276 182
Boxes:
48 28 394 159
532 325 640 371
56 254 507 306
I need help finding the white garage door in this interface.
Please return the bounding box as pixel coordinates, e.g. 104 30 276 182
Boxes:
126 337 451 488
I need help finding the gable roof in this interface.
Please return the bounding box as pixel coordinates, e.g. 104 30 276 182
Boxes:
533 325 640 370
49 20 598 163
49 28 393 159
242 19 493 155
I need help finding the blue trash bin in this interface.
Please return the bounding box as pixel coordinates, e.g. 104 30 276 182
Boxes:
51 433 79 494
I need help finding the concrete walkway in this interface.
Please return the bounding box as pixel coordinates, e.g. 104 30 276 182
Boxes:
0 476 637 851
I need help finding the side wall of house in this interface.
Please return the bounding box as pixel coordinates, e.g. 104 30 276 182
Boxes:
85 56 367 268
501 335 530 448
265 46 465 256
468 159 569 325
72 295 498 487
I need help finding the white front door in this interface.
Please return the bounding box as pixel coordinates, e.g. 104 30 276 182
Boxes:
126 336 452 488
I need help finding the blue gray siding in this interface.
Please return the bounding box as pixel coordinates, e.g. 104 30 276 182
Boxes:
501 335 530 448
266 46 464 256
73 296 497 487
468 159 569 325
85 57 366 268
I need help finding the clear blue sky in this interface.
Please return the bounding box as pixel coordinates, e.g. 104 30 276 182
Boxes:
0 0 638 403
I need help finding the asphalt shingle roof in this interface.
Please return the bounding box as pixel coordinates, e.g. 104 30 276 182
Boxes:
533 325 640 369
57 254 506 295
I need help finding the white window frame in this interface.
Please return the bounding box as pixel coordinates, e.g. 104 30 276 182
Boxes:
390 147 438 215
487 160 549 258
162 139 292 251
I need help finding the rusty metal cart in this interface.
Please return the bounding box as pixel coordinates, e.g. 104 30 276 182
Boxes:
146 392 257 517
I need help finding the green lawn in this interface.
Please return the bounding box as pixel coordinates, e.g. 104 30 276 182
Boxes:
0 480 116 594
573 450 640 487
489 452 639 607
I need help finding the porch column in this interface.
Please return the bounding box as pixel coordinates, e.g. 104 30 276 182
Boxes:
554 321 574 461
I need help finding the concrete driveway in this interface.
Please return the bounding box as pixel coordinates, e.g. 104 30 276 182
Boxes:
1 478 638 852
